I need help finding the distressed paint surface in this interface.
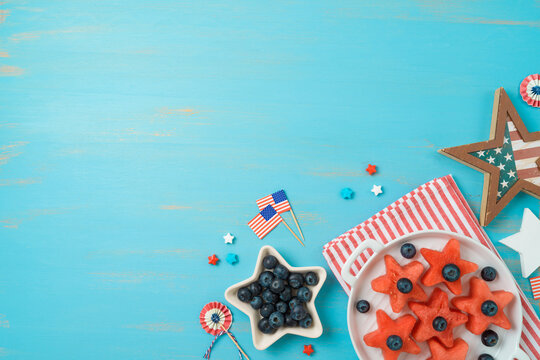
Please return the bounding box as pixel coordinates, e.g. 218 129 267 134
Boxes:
0 0 539 359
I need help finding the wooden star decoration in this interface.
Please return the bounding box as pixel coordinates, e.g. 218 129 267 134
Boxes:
439 88 540 226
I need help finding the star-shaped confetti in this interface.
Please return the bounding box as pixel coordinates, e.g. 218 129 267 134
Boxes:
223 233 235 244
303 344 314 356
427 338 469 360
499 208 540 277
371 185 383 196
226 253 238 265
340 187 354 199
366 164 377 175
208 254 219 265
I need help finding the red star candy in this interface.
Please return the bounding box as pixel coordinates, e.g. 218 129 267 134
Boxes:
364 310 420 360
409 288 468 347
371 255 427 313
303 344 314 356
427 338 469 360
451 277 514 334
366 164 377 175
421 238 478 295
208 254 219 265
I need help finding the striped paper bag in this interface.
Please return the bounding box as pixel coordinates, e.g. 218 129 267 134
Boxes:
322 175 540 359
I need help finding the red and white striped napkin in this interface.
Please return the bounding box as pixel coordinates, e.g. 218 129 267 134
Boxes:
322 175 540 359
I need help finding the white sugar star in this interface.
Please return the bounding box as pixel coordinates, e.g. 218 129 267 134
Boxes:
477 150 485 157
500 209 540 277
371 185 383 196
507 170 516 178
494 147 502 154
501 179 509 188
504 136 510 144
223 233 235 244
497 163 506 171
504 153 513 162
487 156 495 164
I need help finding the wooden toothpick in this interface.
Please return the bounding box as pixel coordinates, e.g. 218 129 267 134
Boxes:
289 208 304 242
220 324 250 360
282 218 304 246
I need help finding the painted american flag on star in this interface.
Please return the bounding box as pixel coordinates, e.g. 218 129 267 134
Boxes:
248 205 282 239
256 189 291 214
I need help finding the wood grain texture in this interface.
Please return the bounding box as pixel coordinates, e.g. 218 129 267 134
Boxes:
0 0 539 358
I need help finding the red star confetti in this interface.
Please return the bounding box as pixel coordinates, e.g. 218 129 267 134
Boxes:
366 164 377 175
208 254 219 265
303 344 314 356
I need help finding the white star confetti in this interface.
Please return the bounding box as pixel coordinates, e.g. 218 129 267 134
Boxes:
223 233 235 244
371 185 383 196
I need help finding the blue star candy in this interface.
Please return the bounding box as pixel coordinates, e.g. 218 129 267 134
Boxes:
340 187 354 200
226 253 239 265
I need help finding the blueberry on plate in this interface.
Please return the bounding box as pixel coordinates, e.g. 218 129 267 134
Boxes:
237 287 253 302
481 300 498 317
297 287 312 302
386 335 403 351
260 303 275 318
274 264 289 280
288 273 304 289
291 305 307 321
285 313 298 327
481 266 497 282
481 329 499 347
432 316 447 332
270 278 285 294
304 271 319 286
289 297 302 311
276 301 288 314
259 271 274 288
263 255 278 269
249 282 262 296
258 317 275 334
262 289 279 304
299 313 313 328
280 286 292 302
400 243 416 259
250 296 263 310
478 354 494 360
269 311 285 328
396 278 413 294
442 264 461 282
355 300 370 313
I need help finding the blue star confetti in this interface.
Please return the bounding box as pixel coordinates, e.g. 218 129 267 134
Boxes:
226 253 239 265
340 187 354 200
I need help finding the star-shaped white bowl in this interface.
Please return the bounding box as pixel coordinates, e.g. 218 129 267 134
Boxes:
224 245 326 350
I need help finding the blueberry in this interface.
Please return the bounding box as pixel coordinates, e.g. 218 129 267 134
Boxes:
481 300 498 317
386 335 403 351
305 271 319 286
274 264 289 280
276 301 288 314
355 300 370 313
481 266 497 282
280 286 292 302
289 297 303 311
260 303 275 318
262 289 279 304
396 278 413 294
259 271 274 288
263 255 278 269
442 264 461 282
400 243 416 259
481 330 499 347
269 311 284 328
297 287 312 302
237 287 253 302
432 316 447 332
250 296 263 310
288 273 305 289
478 355 494 360
299 313 313 328
291 305 307 321
285 313 298 327
249 282 262 296
270 278 285 294
258 317 275 334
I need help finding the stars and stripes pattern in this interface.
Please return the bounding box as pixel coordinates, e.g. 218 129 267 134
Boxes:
256 189 291 214
520 74 540 108
531 276 540 300
507 119 540 186
471 122 518 200
248 205 282 239
321 175 540 360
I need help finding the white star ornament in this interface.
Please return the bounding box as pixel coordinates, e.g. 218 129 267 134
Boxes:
499 208 540 278
223 233 235 244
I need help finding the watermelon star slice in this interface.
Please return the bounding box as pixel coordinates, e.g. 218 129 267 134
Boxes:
364 310 420 360
409 288 468 347
371 255 427 313
451 277 514 334
427 338 469 360
421 238 478 295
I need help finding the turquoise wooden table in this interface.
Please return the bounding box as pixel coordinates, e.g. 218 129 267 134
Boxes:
1 1 539 358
